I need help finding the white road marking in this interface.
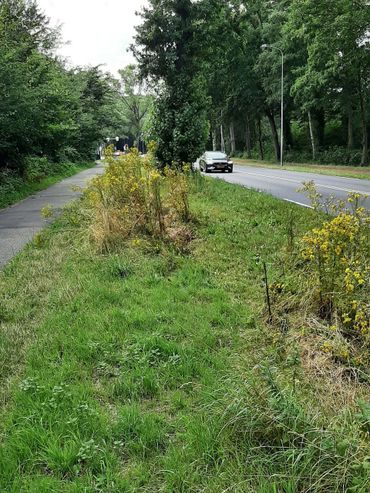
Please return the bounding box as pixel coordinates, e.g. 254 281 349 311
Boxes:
234 168 369 195
283 199 314 209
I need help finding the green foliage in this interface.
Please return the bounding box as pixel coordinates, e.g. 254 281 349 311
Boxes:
284 147 364 166
151 84 210 167
23 157 52 182
118 65 153 145
133 0 370 166
0 0 124 176
133 0 210 167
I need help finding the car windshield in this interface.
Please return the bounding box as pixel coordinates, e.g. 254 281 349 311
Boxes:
205 152 227 159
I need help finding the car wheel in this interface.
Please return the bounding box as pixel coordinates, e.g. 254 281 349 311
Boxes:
228 166 233 173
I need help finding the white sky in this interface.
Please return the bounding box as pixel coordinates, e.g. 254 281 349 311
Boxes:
37 0 148 75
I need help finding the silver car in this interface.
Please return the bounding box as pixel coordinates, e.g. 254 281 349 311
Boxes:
199 151 234 173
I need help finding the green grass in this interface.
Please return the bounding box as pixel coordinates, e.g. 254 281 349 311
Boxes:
0 178 369 492
234 158 370 180
0 162 95 210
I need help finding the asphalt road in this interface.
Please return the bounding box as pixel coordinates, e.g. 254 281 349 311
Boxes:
0 163 105 268
203 164 370 209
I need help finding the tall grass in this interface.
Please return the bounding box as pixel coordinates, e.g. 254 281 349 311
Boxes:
0 176 368 492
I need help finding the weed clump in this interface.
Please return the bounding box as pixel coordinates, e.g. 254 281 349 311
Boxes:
83 146 194 253
283 183 370 371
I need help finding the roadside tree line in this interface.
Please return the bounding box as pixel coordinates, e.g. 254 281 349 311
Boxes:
0 0 152 184
133 0 370 167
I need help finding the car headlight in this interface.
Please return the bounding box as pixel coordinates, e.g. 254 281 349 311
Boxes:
206 160 213 165
228 161 233 165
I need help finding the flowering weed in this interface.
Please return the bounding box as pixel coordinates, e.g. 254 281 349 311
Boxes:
83 146 193 252
301 185 369 355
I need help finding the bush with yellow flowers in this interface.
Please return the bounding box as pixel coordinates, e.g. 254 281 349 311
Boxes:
301 187 369 349
83 145 194 253
164 164 191 223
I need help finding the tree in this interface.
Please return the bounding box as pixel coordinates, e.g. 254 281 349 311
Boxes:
132 0 209 167
68 66 124 159
0 0 125 173
118 65 152 147
287 0 370 165
188 0 370 165
0 0 72 169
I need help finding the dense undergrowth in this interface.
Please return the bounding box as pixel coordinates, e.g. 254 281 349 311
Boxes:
0 165 369 492
233 146 368 168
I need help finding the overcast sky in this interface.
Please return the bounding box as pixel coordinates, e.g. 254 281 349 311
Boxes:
37 0 148 75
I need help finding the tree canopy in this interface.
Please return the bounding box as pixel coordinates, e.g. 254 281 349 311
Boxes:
1 0 369 174
0 0 124 173
133 0 370 166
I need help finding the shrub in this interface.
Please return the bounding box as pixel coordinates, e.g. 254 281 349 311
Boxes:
278 147 366 166
164 165 191 222
56 146 81 163
317 146 364 166
23 157 51 182
0 169 23 195
83 146 193 252
23 157 78 183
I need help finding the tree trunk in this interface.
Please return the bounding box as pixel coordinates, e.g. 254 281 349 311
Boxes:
212 130 217 151
220 124 225 153
347 102 354 150
284 115 293 151
359 74 368 166
245 115 252 158
265 109 280 162
316 108 325 148
308 110 317 161
229 122 236 155
258 117 264 160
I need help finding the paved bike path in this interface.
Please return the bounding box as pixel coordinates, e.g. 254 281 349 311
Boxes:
0 163 104 268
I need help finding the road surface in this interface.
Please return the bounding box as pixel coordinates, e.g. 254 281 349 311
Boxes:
203 164 370 209
0 163 105 268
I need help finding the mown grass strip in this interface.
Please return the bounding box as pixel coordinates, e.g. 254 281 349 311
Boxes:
234 158 370 180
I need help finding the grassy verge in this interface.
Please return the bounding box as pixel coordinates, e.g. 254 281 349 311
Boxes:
0 162 96 210
0 178 369 492
234 158 370 180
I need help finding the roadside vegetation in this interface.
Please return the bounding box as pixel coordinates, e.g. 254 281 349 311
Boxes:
0 1 152 207
0 161 95 210
82 146 193 254
133 0 370 168
1 0 369 491
0 150 369 492
233 158 370 180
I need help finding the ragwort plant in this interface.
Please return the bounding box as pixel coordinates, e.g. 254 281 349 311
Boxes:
164 164 191 223
300 183 370 357
83 146 193 253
